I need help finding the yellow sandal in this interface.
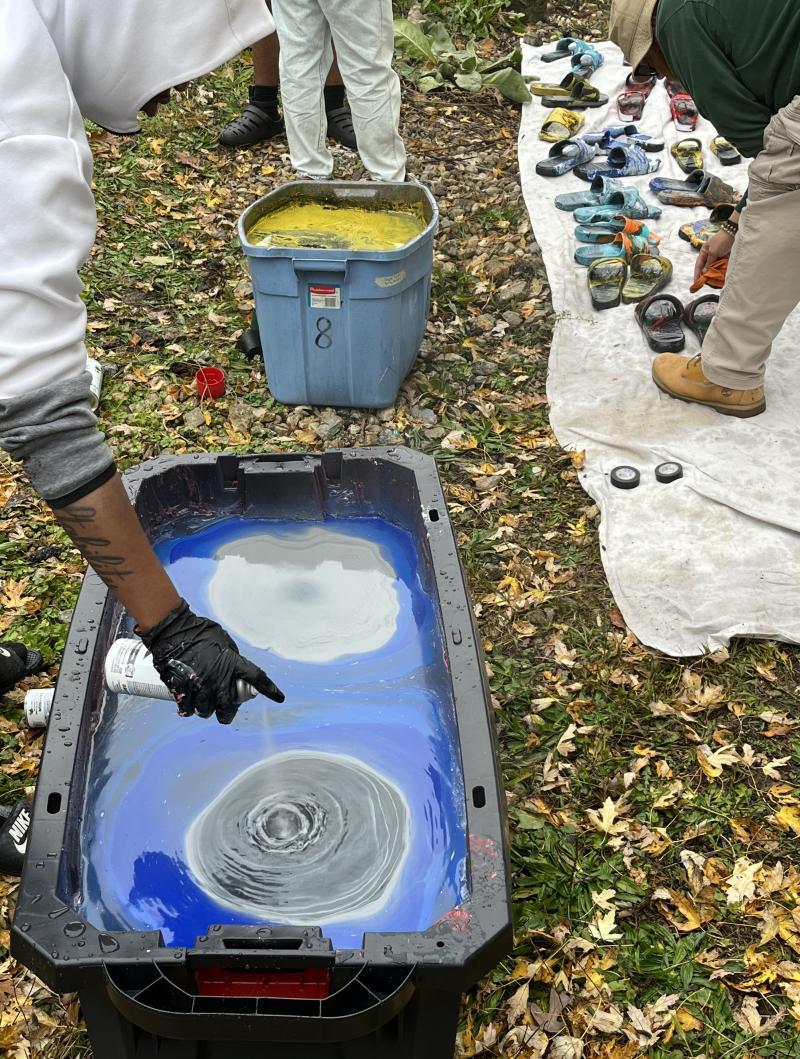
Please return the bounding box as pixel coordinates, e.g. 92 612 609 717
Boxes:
540 108 585 143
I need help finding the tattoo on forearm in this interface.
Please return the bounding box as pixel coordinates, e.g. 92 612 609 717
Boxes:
57 505 135 586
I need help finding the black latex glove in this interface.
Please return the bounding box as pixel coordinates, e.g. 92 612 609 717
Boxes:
139 600 284 724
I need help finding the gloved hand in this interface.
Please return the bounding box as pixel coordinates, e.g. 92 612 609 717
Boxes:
139 600 284 724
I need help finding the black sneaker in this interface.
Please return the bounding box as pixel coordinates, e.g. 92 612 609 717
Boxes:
0 801 31 876
326 106 357 151
0 642 43 696
219 88 285 148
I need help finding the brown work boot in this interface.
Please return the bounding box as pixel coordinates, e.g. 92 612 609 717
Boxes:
652 353 766 417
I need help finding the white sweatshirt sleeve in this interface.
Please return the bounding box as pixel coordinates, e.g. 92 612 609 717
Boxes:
0 2 115 503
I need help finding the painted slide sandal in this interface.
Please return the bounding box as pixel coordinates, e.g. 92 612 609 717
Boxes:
574 189 662 222
671 137 704 174
529 73 579 97
542 80 609 109
539 108 584 142
621 254 673 304
670 93 699 131
575 216 633 243
575 143 662 181
554 175 623 211
536 137 596 177
678 205 733 249
588 257 627 311
596 131 665 153
683 294 719 342
635 294 686 353
710 136 742 166
574 230 655 267
541 37 593 62
617 65 657 120
570 46 604 78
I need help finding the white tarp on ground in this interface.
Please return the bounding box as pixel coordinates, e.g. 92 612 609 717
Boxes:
518 40 800 657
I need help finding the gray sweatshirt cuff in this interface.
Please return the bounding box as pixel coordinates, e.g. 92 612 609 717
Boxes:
0 372 116 504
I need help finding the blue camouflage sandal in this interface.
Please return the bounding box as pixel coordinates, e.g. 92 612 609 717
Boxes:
573 189 662 223
583 123 638 145
575 143 662 182
574 228 657 266
554 175 624 211
570 45 604 78
541 37 596 62
594 129 665 153
536 136 596 177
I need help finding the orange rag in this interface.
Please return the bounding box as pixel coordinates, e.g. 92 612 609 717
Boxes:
690 257 728 292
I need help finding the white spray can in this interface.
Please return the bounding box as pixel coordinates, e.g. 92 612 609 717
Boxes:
86 357 103 410
24 688 55 728
104 638 255 702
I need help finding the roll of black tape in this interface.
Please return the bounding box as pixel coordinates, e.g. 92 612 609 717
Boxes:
610 466 640 490
655 462 683 484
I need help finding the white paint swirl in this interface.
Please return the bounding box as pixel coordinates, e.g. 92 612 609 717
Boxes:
185 752 410 923
207 527 401 662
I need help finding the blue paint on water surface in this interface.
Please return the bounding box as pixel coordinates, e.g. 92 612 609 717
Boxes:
78 517 468 949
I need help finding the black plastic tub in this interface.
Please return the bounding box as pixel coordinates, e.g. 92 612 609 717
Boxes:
12 448 511 1058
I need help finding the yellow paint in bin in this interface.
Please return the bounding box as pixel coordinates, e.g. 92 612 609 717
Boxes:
246 201 427 252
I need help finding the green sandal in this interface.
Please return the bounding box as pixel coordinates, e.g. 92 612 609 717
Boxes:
588 258 627 311
621 254 673 304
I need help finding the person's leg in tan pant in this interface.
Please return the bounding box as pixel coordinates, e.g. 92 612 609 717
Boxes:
702 96 800 388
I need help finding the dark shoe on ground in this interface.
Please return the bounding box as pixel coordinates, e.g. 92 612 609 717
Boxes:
0 642 43 696
326 106 357 150
0 801 31 876
219 89 285 148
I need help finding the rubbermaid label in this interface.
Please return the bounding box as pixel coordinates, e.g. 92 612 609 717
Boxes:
308 284 341 310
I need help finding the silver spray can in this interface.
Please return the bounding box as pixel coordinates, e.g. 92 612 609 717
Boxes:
104 638 255 702
24 687 55 728
86 357 103 410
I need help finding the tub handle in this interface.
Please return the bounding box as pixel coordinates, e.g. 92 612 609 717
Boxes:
292 258 349 276
102 962 416 1043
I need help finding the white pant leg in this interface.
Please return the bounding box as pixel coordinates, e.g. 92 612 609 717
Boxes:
319 0 406 181
271 0 334 178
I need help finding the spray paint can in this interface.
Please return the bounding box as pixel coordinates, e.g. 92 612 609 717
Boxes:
86 357 103 410
24 687 55 728
104 638 255 703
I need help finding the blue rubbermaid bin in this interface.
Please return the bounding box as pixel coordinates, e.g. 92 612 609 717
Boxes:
238 181 439 409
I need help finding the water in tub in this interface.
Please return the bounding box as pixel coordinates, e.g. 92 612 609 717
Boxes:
246 201 427 251
78 516 468 948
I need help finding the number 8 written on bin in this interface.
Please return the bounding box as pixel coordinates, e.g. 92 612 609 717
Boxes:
315 317 333 350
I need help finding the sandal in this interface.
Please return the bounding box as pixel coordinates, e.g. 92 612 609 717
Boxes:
530 73 579 97
670 93 699 131
570 46 604 78
541 37 593 62
218 91 285 148
617 65 657 120
574 227 657 266
588 258 627 311
635 294 686 353
575 143 662 181
621 254 673 304
683 294 720 342
539 108 585 142
554 175 623 211
326 106 357 150
575 215 634 243
536 137 596 177
574 188 661 222
595 130 665 153
678 204 734 248
542 80 608 109
671 137 703 174
710 136 741 166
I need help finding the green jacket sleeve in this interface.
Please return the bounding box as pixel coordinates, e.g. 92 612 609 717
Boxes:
658 4 773 157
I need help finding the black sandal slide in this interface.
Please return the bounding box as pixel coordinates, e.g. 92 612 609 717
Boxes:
635 294 686 353
0 642 43 696
683 294 720 343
